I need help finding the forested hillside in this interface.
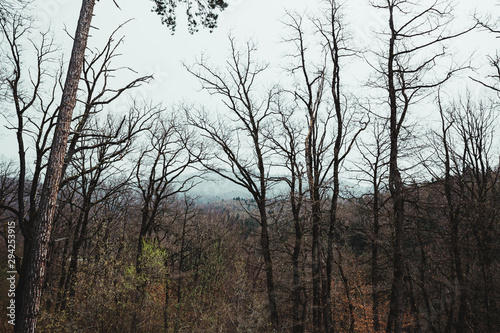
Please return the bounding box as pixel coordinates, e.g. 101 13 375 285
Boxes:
0 0 499 332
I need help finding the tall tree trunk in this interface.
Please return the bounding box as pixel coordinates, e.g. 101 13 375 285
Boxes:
405 262 422 332
386 5 405 332
372 164 381 332
388 92 406 333
291 197 304 333
439 103 467 332
311 195 323 333
305 109 323 332
324 169 337 333
324 76 344 332
452 220 467 332
164 256 170 332
60 210 88 311
258 202 279 329
323 121 341 333
15 1 96 331
255 124 279 329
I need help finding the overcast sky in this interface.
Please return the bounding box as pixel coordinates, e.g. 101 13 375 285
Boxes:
34 0 315 105
1 0 499 193
30 0 499 106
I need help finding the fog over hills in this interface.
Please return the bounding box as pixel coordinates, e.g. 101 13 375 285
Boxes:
190 173 366 203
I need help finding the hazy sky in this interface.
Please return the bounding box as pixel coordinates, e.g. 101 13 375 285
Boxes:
1 0 499 179
30 0 498 106
34 0 315 105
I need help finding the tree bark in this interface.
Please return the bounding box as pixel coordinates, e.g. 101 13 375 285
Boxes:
258 201 280 329
15 1 96 332
291 217 304 333
307 148 324 333
439 105 467 332
290 180 305 333
371 159 381 332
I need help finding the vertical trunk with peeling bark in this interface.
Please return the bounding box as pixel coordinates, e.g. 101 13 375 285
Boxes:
15 1 96 332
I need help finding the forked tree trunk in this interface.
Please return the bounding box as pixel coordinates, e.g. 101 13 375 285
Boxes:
15 1 96 332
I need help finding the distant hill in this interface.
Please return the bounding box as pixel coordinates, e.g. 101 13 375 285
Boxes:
190 178 252 203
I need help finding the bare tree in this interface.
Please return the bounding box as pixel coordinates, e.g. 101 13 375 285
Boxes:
0 15 64 322
314 2 366 331
0 0 29 21
0 8 152 330
282 5 366 331
449 97 499 332
1 15 153 314
58 106 153 312
0 12 60 244
10 1 227 330
267 97 307 332
354 117 390 332
185 37 281 329
369 1 476 331
134 109 200 269
282 13 330 331
429 94 469 332
14 2 96 331
60 22 152 185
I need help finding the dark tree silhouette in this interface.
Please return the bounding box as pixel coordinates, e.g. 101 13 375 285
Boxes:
185 38 281 330
369 1 476 331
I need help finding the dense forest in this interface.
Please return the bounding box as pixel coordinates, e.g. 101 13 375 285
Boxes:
0 0 499 332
